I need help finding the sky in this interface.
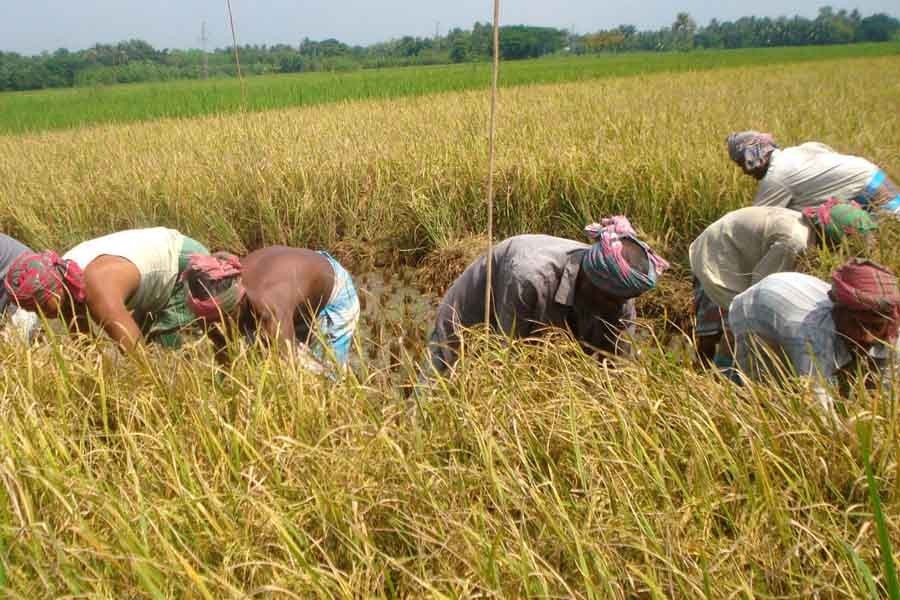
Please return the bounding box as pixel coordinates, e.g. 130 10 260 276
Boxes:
2 0 898 55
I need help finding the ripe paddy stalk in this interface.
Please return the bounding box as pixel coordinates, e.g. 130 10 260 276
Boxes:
0 328 897 595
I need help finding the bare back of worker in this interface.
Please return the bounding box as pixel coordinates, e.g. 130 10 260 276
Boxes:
238 246 335 346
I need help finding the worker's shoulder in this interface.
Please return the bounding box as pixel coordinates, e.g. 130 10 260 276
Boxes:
769 142 832 168
704 206 799 234
243 246 328 274
791 141 836 154
721 205 799 220
749 271 830 301
499 233 588 252
245 245 317 260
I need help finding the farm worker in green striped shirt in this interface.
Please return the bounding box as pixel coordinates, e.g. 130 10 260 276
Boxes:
4 227 209 352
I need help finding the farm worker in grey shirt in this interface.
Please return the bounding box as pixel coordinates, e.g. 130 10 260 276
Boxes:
0 233 40 342
728 260 900 415
426 216 670 375
4 227 209 352
690 200 876 364
727 131 900 213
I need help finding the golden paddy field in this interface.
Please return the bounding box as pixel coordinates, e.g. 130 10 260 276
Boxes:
0 54 898 597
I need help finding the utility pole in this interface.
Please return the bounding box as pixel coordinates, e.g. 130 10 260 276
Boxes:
435 21 440 50
201 20 209 79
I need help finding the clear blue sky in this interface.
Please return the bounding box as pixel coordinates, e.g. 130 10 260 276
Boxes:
3 0 897 55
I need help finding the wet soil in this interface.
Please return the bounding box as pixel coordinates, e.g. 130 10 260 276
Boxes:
351 267 439 379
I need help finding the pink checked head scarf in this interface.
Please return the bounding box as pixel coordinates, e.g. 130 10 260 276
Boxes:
181 252 245 322
582 216 670 298
4 250 86 313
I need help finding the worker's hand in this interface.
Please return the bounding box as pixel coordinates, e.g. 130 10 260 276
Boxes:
811 384 846 432
1 308 40 345
100 343 124 371
291 342 328 376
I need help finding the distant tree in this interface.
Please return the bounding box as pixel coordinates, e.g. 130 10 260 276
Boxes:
0 9 898 93
470 22 492 57
858 13 900 41
695 18 724 48
671 12 697 50
117 39 159 62
277 52 304 73
583 31 626 53
449 38 468 62
498 26 566 59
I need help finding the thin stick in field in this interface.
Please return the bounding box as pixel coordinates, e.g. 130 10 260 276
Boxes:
484 0 501 329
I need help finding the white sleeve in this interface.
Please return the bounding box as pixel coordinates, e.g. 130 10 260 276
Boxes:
799 142 836 153
753 179 792 208
811 382 835 413
869 340 900 392
2 307 40 344
810 382 843 429
751 241 803 285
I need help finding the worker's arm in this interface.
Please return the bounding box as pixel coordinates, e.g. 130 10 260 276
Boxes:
751 241 804 286
575 306 636 362
207 326 232 368
84 293 142 352
82 258 143 353
256 298 331 374
71 313 92 336
611 300 637 358
867 340 900 392
56 295 92 336
753 179 792 208
810 380 838 418
257 303 297 347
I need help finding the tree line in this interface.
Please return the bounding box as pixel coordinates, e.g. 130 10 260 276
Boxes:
580 8 900 53
0 7 897 92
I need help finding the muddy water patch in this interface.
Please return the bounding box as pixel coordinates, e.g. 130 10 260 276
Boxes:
352 267 438 378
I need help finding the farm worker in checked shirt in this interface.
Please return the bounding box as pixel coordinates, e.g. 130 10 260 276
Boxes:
727 131 900 214
0 233 40 343
426 216 670 376
728 259 900 415
690 199 876 365
180 246 359 373
4 227 210 351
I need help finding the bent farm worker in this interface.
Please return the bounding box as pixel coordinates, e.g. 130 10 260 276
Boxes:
426 216 670 375
0 233 40 342
689 200 876 363
181 246 360 372
727 131 900 213
4 227 209 351
728 260 900 414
